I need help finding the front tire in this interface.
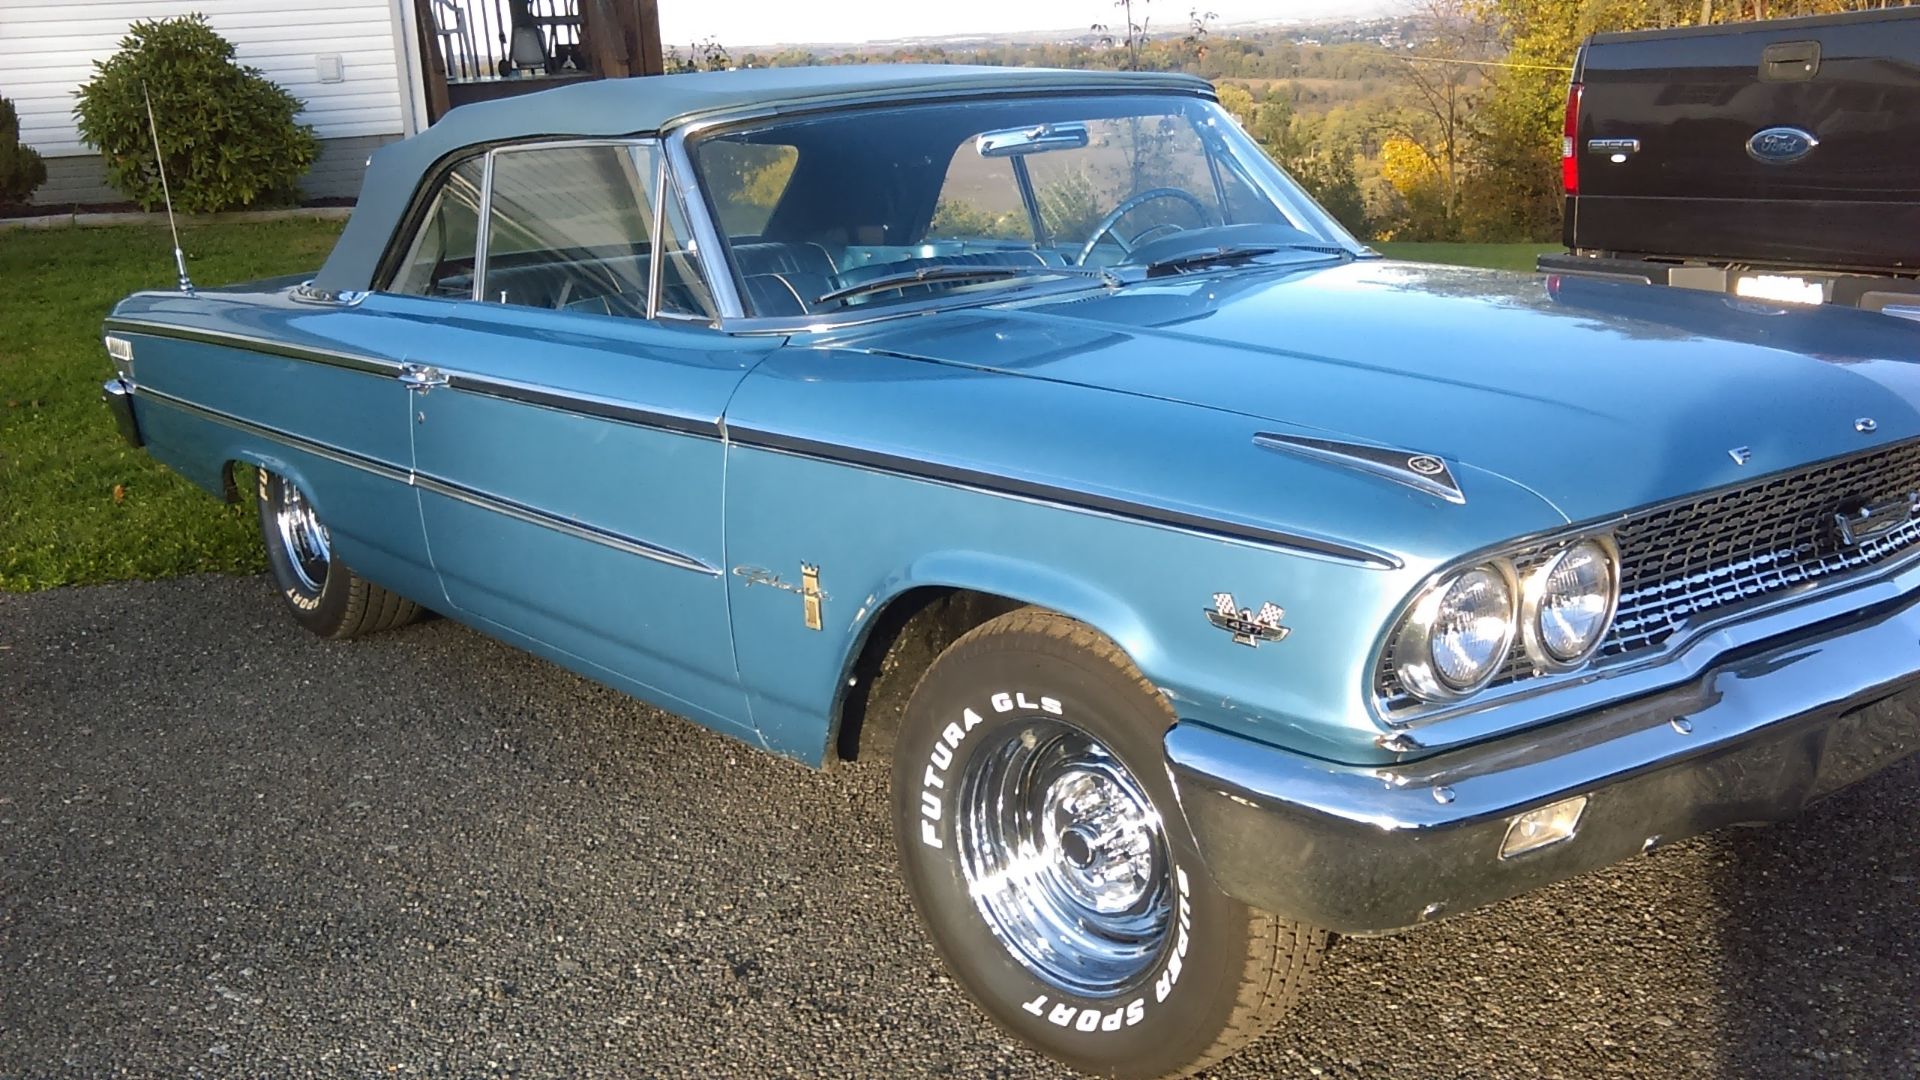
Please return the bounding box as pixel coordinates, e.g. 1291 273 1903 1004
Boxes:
891 609 1327 1079
256 468 421 639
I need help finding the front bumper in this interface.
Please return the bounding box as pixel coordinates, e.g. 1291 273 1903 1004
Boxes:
1165 590 1920 935
102 377 142 448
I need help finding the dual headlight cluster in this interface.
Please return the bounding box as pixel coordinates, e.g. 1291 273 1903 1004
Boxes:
1392 537 1621 701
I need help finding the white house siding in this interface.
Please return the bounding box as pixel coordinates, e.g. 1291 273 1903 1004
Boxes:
1 0 411 204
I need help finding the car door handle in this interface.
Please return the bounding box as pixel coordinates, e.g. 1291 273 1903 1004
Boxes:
398 363 449 391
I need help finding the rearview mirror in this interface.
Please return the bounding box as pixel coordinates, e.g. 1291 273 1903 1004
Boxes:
975 123 1091 158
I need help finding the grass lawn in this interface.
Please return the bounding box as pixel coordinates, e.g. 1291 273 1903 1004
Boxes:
1375 242 1561 272
0 219 345 591
0 221 1554 592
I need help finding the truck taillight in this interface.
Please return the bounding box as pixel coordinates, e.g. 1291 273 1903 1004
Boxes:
1561 82 1583 195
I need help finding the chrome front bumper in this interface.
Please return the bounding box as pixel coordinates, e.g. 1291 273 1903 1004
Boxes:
1165 590 1920 935
102 377 142 448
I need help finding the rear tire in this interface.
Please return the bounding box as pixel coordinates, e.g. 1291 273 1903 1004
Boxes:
256 468 421 640
891 608 1327 1079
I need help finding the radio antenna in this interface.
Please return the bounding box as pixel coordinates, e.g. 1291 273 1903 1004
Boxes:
142 82 194 296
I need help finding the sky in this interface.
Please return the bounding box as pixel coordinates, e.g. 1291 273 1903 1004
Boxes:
657 0 1394 50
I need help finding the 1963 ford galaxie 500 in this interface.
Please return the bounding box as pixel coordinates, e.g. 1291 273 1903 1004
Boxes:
100 65 1920 1077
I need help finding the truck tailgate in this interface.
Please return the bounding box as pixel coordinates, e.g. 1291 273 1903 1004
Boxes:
1572 8 1920 271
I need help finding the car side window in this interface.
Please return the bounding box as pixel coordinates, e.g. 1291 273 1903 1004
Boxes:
481 144 654 314
390 157 484 297
644 163 720 322
465 143 720 323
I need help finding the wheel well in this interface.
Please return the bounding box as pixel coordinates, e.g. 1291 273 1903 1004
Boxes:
833 587 1025 763
220 460 253 505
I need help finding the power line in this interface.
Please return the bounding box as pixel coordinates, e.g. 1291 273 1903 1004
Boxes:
1395 53 1575 71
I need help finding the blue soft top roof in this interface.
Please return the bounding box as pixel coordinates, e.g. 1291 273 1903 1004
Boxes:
312 64 1214 291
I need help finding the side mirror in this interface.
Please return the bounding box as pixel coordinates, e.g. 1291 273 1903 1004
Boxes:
976 122 1091 158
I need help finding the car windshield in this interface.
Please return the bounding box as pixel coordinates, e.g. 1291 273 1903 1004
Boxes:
687 93 1361 318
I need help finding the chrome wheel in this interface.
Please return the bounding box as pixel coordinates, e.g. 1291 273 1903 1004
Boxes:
267 474 331 593
957 717 1173 997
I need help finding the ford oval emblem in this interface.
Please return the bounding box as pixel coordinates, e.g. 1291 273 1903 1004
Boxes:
1747 126 1819 165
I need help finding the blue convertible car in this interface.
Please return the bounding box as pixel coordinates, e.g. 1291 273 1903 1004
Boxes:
101 65 1920 1077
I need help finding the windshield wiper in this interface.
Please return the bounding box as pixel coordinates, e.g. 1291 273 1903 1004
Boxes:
1141 244 1296 276
815 264 1111 306
1142 243 1347 277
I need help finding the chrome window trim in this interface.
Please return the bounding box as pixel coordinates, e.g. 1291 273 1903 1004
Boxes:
471 146 496 302
663 129 744 320
473 138 664 306
646 148 668 320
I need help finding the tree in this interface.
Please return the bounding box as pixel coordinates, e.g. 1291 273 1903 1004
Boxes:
1387 0 1497 235
73 16 318 212
0 96 47 208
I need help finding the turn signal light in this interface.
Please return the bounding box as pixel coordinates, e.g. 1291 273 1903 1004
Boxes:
1500 795 1588 859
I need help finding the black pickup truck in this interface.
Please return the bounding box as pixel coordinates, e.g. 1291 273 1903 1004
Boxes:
1541 7 1920 315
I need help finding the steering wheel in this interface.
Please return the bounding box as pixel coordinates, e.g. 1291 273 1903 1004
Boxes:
1075 187 1215 266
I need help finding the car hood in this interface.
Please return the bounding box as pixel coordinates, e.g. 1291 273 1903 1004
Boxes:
823 260 1920 524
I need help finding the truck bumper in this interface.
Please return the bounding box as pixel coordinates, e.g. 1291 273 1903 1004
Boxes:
1164 591 1920 935
1538 252 1920 315
102 378 142 448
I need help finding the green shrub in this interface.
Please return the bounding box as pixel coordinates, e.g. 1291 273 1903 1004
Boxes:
74 15 318 212
0 96 47 207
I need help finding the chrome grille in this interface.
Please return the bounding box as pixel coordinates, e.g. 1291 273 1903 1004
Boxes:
1379 439 1920 710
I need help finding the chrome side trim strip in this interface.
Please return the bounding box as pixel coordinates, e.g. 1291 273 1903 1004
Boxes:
411 472 720 575
135 385 410 483
131 387 717 576
727 425 1399 569
444 372 724 438
103 319 403 377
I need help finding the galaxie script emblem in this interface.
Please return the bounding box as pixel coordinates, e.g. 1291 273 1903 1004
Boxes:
1207 594 1290 647
1746 126 1819 165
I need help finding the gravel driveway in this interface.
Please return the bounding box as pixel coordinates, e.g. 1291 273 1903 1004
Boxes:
3 575 1916 1078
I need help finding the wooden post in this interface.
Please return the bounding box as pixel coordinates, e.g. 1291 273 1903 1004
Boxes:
412 0 452 121
635 0 664 75
582 0 633 77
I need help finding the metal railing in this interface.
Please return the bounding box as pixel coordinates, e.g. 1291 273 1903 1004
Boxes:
429 0 586 83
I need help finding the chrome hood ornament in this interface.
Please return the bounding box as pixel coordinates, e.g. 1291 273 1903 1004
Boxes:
1254 432 1464 504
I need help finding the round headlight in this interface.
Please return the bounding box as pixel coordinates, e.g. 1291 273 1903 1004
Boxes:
1396 564 1517 699
1527 540 1619 666
1427 566 1517 690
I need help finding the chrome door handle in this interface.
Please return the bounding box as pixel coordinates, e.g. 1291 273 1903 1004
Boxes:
398 363 449 391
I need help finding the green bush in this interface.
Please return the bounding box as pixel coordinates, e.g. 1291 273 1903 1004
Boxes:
74 15 318 212
0 96 47 207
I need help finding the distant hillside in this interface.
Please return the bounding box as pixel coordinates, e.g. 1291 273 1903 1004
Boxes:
716 16 1426 105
